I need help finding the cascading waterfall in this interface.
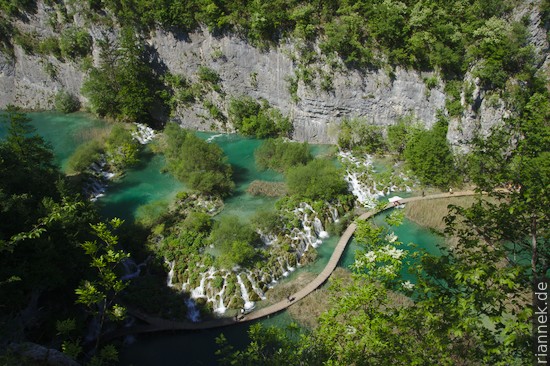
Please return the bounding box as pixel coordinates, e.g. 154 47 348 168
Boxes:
327 202 340 222
185 298 201 322
246 273 266 300
191 273 207 298
213 274 229 315
339 151 385 208
287 202 329 256
205 133 223 143
175 202 338 318
85 157 111 201
313 217 329 238
166 260 175 287
121 258 146 281
132 123 156 144
236 274 255 310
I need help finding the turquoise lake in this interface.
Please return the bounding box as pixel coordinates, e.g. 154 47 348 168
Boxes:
1 111 445 365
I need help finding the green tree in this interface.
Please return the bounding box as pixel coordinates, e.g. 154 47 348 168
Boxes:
59 27 92 60
338 117 386 153
404 115 457 187
286 159 348 201
162 123 234 196
255 138 312 173
76 218 130 351
105 124 140 172
228 96 291 138
82 28 156 122
387 116 422 157
464 90 550 282
54 90 81 113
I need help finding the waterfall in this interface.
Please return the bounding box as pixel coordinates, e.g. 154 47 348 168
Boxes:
121 258 146 281
327 203 340 222
246 273 266 300
206 133 223 143
313 217 329 238
213 274 228 315
259 232 278 246
191 273 207 298
236 274 255 310
185 298 201 322
339 151 384 209
166 260 175 287
84 155 113 202
132 123 156 144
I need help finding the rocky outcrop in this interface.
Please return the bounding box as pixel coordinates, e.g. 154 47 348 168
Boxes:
0 0 548 145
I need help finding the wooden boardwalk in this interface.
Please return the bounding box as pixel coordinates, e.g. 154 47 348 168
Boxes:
118 191 476 336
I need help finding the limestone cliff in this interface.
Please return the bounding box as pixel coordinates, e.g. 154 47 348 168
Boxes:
0 0 548 146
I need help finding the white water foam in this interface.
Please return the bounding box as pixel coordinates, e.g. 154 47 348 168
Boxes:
236 274 255 310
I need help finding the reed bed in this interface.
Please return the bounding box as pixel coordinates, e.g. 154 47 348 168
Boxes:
404 196 478 232
73 125 112 143
246 180 288 197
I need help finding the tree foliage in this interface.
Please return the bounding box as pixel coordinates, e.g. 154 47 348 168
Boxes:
54 90 80 113
255 138 312 173
209 216 260 267
338 117 386 154
82 27 156 123
228 96 292 138
76 218 129 351
220 211 532 365
404 115 457 187
162 123 234 196
0 107 98 346
286 159 348 201
463 87 550 281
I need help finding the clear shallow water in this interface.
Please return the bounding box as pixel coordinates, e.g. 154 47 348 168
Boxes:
0 111 108 171
196 132 282 220
3 112 445 365
338 209 444 283
97 150 184 221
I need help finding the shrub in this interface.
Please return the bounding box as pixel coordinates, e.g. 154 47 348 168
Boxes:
197 66 220 84
59 27 92 60
38 37 61 57
54 90 80 113
105 124 140 172
66 140 103 175
228 96 291 138
181 211 212 233
338 118 386 153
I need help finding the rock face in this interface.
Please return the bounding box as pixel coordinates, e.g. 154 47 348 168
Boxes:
0 0 548 146
149 29 446 144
